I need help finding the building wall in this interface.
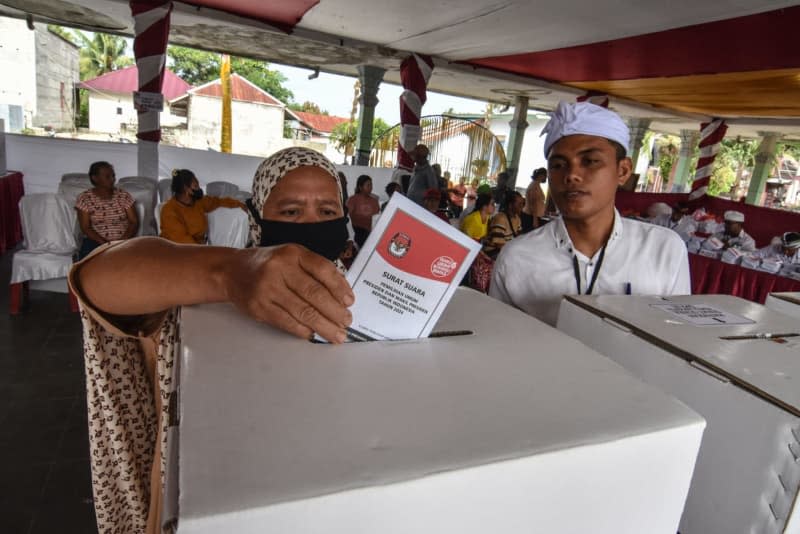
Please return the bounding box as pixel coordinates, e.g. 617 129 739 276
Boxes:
187 95 285 155
88 92 186 135
33 26 79 130
488 114 550 186
0 18 36 131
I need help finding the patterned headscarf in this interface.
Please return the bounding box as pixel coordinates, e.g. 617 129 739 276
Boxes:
248 147 342 244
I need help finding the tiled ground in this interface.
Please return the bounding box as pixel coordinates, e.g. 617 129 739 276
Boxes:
0 250 97 533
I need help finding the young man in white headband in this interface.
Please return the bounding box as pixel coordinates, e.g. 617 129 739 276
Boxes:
489 101 690 326
713 210 756 252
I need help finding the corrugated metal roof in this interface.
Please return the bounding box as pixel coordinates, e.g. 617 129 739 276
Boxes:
78 66 192 101
191 74 284 106
293 111 349 133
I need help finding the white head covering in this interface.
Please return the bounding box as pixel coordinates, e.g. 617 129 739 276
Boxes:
248 147 342 244
541 101 630 158
782 231 800 249
723 210 745 223
647 202 672 218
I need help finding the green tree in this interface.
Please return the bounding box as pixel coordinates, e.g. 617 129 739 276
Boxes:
330 118 392 153
47 25 77 46
167 46 293 103
73 30 133 80
288 101 328 115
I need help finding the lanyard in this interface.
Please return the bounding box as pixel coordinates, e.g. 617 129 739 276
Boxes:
572 245 606 295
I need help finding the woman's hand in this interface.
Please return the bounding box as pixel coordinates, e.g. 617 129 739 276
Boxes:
225 244 354 343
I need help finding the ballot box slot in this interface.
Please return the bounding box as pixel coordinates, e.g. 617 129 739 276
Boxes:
311 329 475 343
563 296 800 419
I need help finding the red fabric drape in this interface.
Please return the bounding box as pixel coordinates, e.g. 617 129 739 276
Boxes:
0 171 24 254
689 253 800 303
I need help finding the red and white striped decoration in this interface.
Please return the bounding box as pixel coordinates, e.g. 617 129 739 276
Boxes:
577 91 609 108
396 53 434 171
131 0 172 144
688 119 728 200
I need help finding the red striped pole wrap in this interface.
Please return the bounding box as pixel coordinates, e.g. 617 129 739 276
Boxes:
577 91 609 108
396 54 434 171
688 119 727 200
131 0 172 144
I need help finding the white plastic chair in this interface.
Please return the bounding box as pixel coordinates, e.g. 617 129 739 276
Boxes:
61 173 90 184
234 190 252 202
206 181 239 198
57 180 91 211
118 177 158 236
158 179 172 203
207 207 249 248
10 194 78 314
155 202 164 236
134 202 147 237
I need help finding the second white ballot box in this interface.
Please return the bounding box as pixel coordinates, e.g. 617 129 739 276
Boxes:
766 292 800 320
557 294 800 534
172 288 704 534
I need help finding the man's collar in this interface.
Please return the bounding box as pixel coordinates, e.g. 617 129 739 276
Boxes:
552 209 624 251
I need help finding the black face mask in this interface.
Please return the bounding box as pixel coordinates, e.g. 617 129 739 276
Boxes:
247 200 349 261
191 188 204 200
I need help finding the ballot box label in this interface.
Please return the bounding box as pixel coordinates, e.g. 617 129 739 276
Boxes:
650 303 756 326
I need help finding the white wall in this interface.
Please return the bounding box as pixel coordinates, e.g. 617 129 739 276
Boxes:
88 92 185 135
0 18 36 127
489 114 550 184
187 95 285 156
5 134 396 201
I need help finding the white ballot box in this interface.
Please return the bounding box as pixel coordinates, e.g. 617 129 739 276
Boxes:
172 288 704 534
766 292 800 320
557 294 800 534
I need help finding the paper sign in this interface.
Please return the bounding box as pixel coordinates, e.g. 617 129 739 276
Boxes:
133 91 164 112
650 303 755 326
345 194 481 341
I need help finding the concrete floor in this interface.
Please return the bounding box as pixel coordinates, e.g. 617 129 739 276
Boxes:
1 250 97 533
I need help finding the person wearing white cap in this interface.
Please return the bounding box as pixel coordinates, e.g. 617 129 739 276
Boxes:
652 201 697 242
712 210 756 252
489 101 690 326
753 231 800 264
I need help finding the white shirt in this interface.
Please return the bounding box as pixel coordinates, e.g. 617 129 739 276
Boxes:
753 243 800 264
489 210 691 326
711 229 756 252
652 213 697 242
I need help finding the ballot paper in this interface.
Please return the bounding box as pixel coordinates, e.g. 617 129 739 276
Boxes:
345 194 481 341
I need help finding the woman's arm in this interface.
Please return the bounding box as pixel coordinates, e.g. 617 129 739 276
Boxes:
77 237 354 343
122 205 139 239
77 209 109 244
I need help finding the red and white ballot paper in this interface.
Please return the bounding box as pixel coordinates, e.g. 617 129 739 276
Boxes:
345 194 481 341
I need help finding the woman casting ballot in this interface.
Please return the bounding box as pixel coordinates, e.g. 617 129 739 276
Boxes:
70 148 354 534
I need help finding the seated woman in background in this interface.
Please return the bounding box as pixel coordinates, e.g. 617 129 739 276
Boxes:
460 193 494 242
346 174 380 248
76 161 138 260
484 190 524 258
159 169 245 244
69 147 353 534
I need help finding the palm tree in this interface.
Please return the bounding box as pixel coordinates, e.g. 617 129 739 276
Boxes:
73 31 133 80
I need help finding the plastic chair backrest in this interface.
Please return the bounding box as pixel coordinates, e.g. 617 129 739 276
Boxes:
207 207 249 248
155 202 164 235
158 179 172 203
61 173 90 184
18 193 77 254
57 180 91 209
118 181 158 236
206 181 239 198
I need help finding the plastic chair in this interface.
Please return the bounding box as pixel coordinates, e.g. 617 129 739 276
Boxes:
10 194 79 314
154 202 164 235
61 173 90 184
207 207 249 248
206 181 239 198
118 177 158 236
158 179 172 203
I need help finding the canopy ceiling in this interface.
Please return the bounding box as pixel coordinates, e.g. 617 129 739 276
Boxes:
2 0 800 140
